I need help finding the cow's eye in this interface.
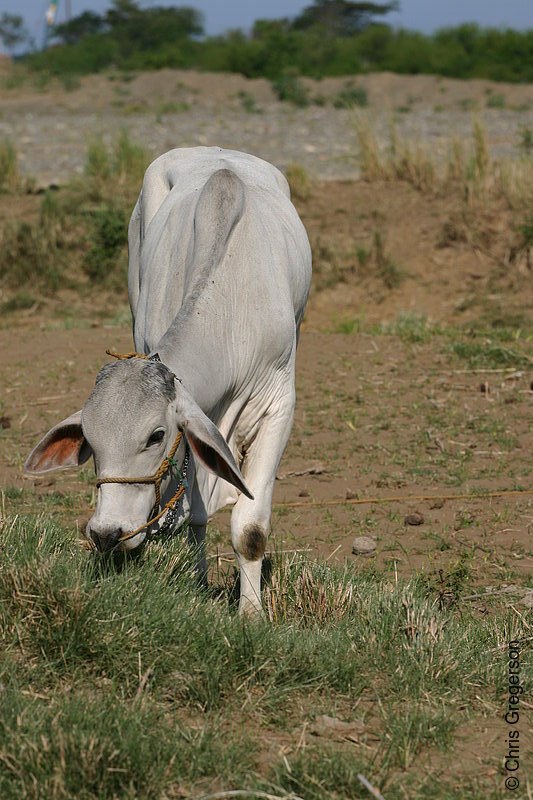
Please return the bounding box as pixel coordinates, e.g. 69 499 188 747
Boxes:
146 430 165 448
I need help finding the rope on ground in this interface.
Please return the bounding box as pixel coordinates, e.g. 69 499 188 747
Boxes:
272 487 533 511
17 487 533 521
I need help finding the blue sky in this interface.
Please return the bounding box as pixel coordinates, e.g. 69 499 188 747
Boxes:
6 0 533 49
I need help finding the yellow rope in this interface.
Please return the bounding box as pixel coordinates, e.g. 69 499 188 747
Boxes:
71 486 533 520
105 349 148 360
118 483 186 542
273 488 533 511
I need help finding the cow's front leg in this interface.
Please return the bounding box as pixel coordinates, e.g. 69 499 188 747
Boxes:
188 522 207 587
188 476 208 587
231 401 294 616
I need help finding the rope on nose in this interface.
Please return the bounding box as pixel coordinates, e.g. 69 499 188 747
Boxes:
95 430 186 543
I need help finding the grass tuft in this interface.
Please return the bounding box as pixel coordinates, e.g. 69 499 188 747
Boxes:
286 162 310 201
0 139 21 193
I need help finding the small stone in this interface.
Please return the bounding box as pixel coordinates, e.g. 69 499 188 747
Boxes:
346 489 357 500
298 489 310 497
404 511 424 526
0 416 11 430
430 499 444 509
352 535 376 556
520 592 533 608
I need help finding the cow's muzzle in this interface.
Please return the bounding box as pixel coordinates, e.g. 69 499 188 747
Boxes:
87 522 124 552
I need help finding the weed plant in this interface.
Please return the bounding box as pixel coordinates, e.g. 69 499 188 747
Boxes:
0 139 20 193
286 162 310 200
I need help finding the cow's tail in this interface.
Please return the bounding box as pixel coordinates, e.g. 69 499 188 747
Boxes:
192 169 245 275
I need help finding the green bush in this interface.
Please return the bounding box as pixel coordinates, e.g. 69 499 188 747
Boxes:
83 204 127 281
0 220 63 291
286 162 310 200
21 7 533 84
486 92 505 108
272 68 309 107
333 81 368 108
112 129 148 182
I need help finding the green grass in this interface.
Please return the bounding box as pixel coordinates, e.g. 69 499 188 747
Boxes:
0 139 21 193
286 162 310 201
452 339 533 369
0 513 529 798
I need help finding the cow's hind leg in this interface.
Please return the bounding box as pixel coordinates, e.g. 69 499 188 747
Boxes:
231 399 294 616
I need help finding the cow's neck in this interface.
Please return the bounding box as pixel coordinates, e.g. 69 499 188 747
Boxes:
152 309 233 419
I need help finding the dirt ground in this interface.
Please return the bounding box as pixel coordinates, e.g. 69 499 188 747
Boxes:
1 176 533 598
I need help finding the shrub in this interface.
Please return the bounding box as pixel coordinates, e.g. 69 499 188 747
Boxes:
0 220 62 291
518 125 533 155
272 68 309 107
112 130 148 182
333 82 368 108
486 92 505 109
83 204 127 281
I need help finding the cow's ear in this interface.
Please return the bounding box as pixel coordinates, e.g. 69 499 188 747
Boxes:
177 389 253 500
24 411 93 474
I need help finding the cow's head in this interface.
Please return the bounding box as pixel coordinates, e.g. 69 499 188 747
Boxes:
25 358 251 552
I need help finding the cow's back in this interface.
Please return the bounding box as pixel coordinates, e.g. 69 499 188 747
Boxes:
129 147 311 355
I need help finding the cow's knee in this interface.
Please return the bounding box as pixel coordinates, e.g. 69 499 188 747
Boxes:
238 523 267 562
233 523 267 615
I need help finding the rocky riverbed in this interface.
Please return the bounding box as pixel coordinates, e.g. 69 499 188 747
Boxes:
1 68 532 185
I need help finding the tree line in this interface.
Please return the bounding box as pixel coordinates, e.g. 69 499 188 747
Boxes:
2 1 532 83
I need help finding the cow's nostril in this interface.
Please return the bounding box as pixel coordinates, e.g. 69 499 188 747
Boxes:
88 525 122 551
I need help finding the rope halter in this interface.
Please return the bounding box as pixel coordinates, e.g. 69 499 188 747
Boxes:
94 349 189 544
95 429 189 543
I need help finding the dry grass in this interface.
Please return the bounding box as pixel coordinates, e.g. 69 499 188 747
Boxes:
354 112 533 211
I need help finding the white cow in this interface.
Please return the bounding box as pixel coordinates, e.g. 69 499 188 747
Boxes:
25 146 312 614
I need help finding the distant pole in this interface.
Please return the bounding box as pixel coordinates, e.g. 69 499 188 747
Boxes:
65 0 71 23
42 0 58 49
